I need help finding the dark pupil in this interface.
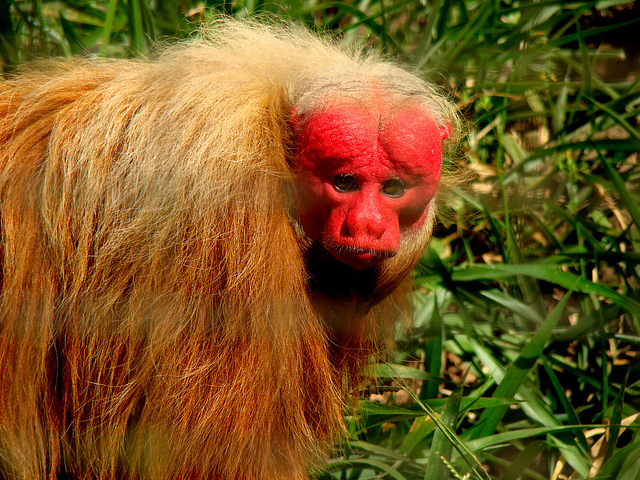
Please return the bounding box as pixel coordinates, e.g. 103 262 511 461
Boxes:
381 178 406 197
333 174 358 192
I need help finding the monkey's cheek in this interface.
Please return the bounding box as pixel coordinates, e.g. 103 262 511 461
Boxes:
399 203 431 230
298 206 331 240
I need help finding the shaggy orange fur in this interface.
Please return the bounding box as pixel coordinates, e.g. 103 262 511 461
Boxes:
0 20 458 479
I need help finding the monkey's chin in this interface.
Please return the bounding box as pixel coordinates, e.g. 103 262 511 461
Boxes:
330 247 393 270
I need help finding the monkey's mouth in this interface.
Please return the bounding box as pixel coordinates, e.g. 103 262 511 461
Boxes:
328 245 394 270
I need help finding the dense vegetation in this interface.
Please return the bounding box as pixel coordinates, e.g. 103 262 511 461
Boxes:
2 1 639 478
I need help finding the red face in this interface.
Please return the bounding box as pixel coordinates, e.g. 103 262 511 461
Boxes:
292 101 450 270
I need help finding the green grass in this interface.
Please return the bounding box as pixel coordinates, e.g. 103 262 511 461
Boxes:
3 1 639 479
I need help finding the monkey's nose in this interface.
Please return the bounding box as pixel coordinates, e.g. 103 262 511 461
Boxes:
345 207 386 241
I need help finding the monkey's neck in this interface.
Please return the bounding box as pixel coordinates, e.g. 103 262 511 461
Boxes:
304 244 381 337
304 243 381 303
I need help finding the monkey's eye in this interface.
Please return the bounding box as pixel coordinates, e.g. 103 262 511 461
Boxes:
381 178 406 198
333 174 359 193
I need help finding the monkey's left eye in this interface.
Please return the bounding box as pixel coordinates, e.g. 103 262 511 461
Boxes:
381 178 406 198
333 174 359 193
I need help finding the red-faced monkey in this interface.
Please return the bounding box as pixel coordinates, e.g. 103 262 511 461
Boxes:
0 19 458 480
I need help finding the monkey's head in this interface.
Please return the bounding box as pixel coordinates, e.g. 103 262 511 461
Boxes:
291 97 450 271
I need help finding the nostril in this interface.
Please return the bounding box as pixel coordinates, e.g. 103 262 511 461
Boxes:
365 217 386 240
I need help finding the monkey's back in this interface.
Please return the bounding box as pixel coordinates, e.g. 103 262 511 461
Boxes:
0 26 344 480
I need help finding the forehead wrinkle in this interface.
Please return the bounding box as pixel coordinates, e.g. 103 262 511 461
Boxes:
301 104 382 169
298 95 440 181
378 109 442 180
